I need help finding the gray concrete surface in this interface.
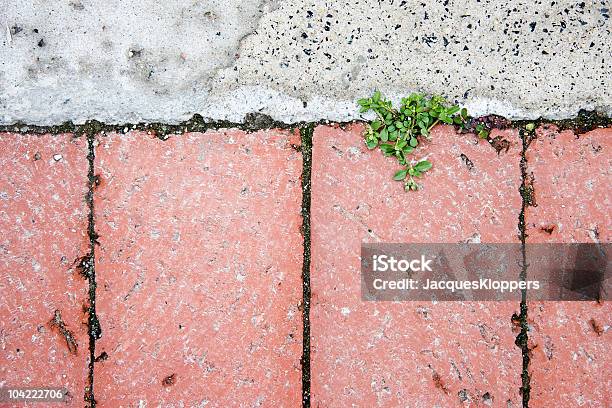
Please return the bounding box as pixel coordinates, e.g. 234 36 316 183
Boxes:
1 0 610 125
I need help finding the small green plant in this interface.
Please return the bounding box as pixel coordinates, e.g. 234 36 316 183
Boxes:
475 123 490 139
358 91 468 191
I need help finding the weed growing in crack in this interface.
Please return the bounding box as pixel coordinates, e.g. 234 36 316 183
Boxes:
358 91 468 191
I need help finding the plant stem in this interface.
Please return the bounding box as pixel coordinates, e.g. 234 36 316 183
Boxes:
427 119 439 132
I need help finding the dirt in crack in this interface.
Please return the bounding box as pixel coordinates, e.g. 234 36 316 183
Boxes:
299 123 313 408
84 126 102 407
515 126 537 407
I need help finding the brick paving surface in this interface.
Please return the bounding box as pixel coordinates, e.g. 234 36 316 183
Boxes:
310 124 524 407
526 126 611 407
0 124 610 407
92 130 303 406
0 133 90 404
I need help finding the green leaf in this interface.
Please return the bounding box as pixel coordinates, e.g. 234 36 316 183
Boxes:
379 144 394 154
366 139 378 149
393 169 408 181
380 128 389 142
414 160 432 172
439 114 452 124
359 92 469 191
446 106 460 115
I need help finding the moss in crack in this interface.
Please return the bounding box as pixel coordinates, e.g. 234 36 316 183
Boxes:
0 113 356 144
518 124 538 210
0 121 77 135
462 114 513 139
520 173 537 208
515 123 537 408
514 302 531 407
299 123 313 408
0 114 310 140
512 110 612 135
0 108 609 140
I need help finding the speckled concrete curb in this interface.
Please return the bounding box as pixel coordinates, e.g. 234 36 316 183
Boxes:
1 0 610 125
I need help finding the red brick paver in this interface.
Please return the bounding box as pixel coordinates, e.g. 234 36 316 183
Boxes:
526 126 611 407
0 133 89 404
310 124 524 407
93 130 303 407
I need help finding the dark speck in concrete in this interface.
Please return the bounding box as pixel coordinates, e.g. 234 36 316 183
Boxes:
69 1 85 11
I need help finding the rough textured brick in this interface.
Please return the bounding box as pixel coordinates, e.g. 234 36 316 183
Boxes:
310 124 524 407
0 133 89 404
93 130 303 406
526 126 611 407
